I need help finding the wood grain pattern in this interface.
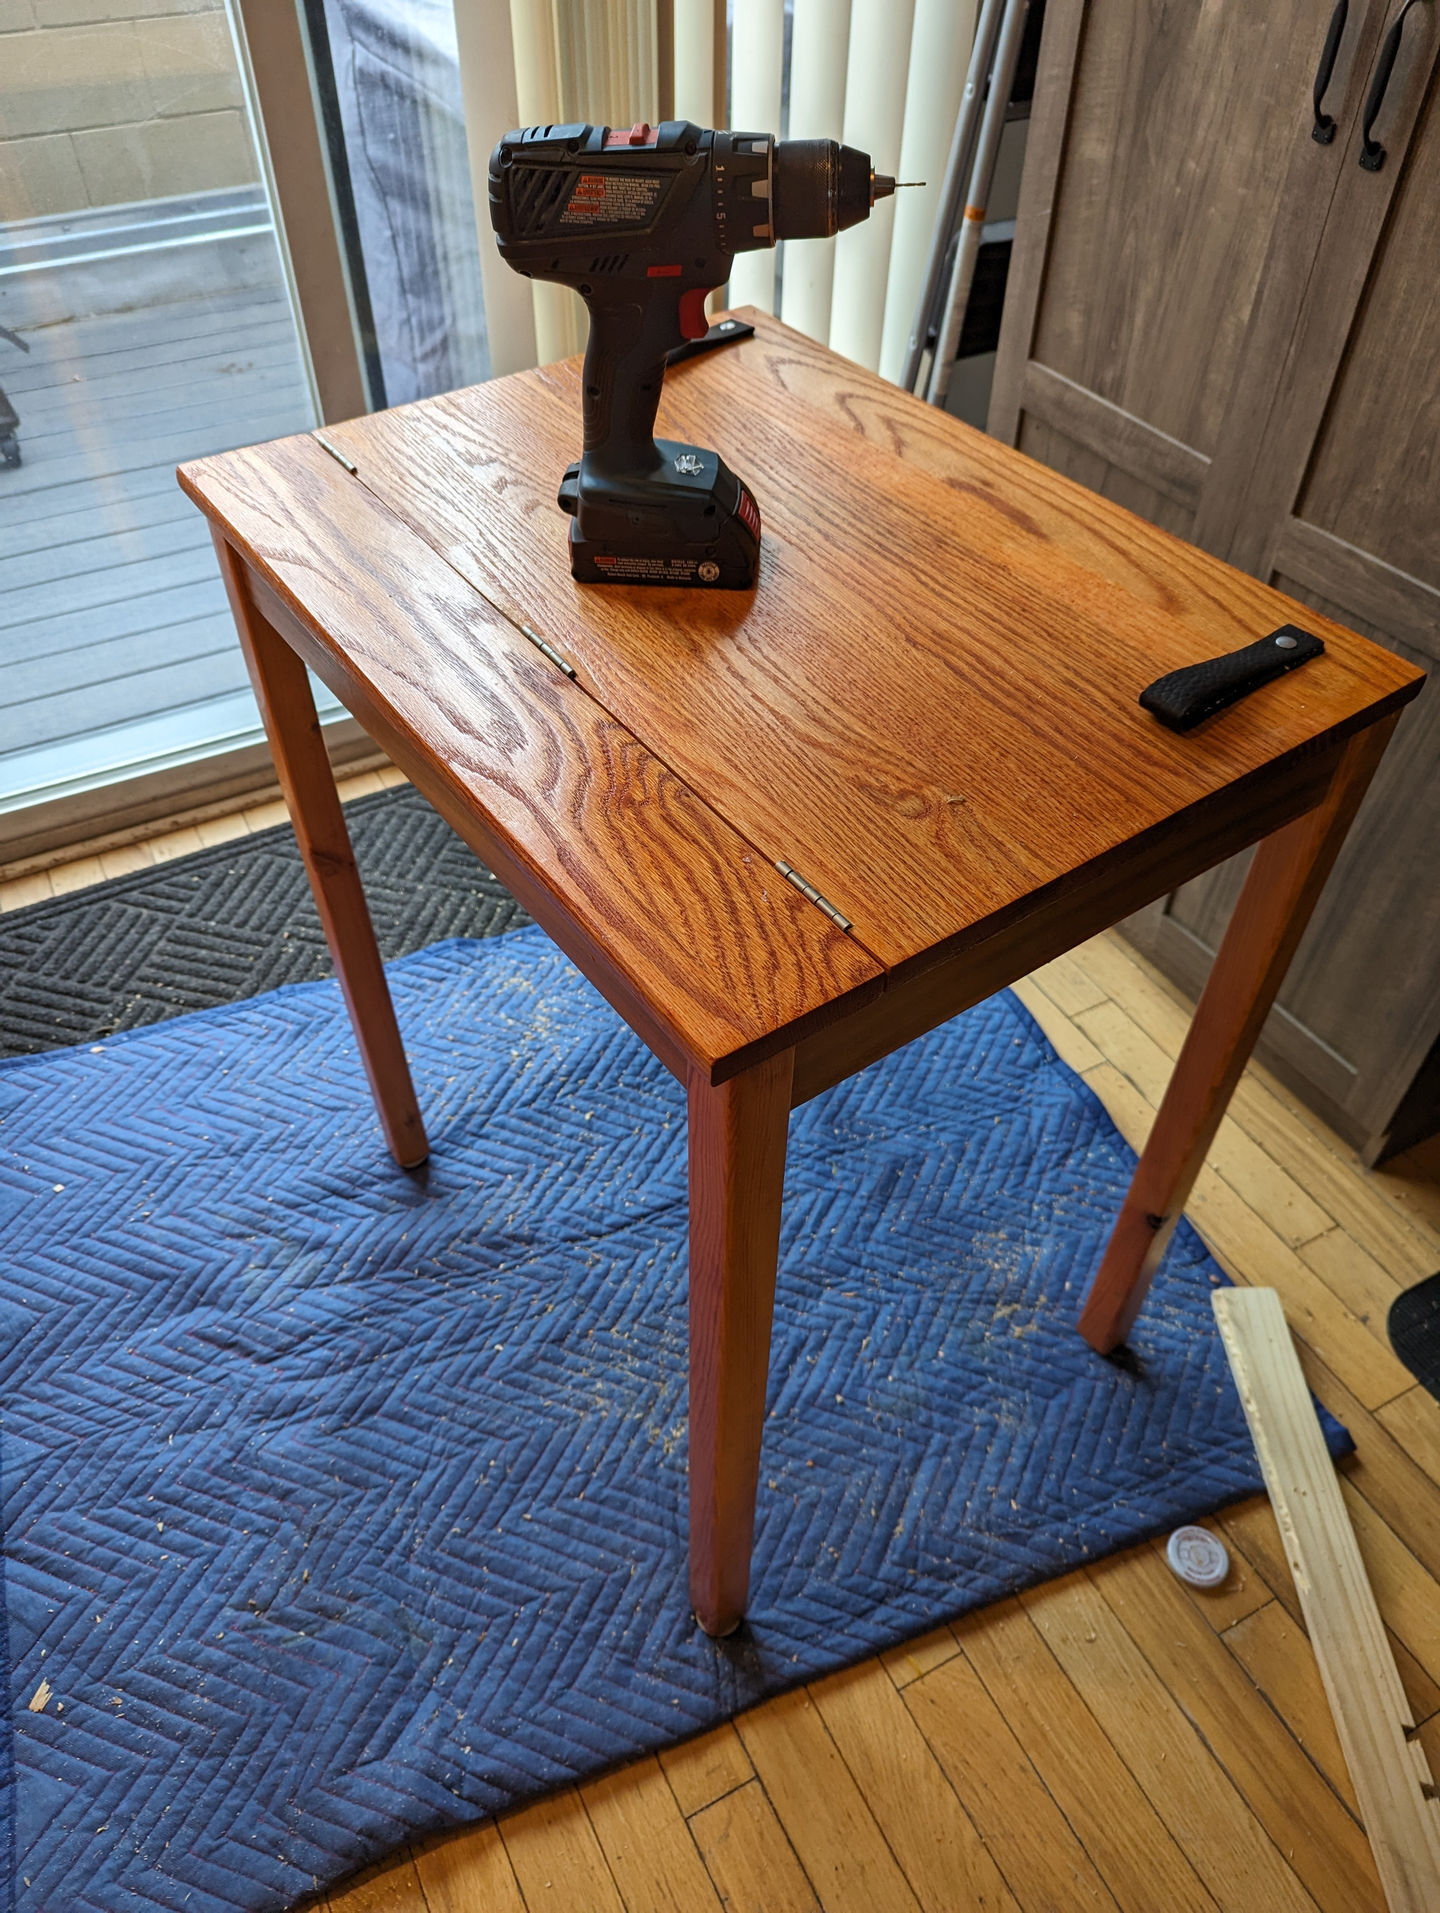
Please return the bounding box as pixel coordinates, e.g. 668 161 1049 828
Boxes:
580 1757 722 1912
182 438 881 1084
988 0 1088 444
732 1689 924 1913
703 315 1385 673
1185 0 1393 562
806 1662 1019 1913
1165 34 1440 1162
212 531 428 1169
790 729 1344 1107
1019 1568 1319 1913
1220 16 1440 579
903 1647 1121 1911
1033 0 1363 462
686 1052 793 1637
1079 720 1395 1350
1019 363 1210 511
312 313 1420 982
958 1599 1218 1913
1214 1287 1440 1912
498 1790 627 1912
1091 1539 1385 1913
1215 1425 1440 1740
657 1723 754 1818
876 1624 963 1690
1293 38 1440 599
1014 413 1199 547
687 1780 820 1913
412 1821 527 1913
183 304 1422 1667
1223 1598 1363 1817
1273 521 1440 667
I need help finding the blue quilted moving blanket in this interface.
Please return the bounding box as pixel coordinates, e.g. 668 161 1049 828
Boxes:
0 929 1346 1910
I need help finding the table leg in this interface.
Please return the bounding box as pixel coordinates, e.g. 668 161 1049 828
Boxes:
688 1050 794 1637
212 530 429 1169
1079 718 1397 1353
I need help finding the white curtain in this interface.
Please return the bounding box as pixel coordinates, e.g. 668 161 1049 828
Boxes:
726 0 784 314
459 0 977 381
779 0 850 343
672 0 720 125
879 0 976 382
457 0 665 368
725 0 977 377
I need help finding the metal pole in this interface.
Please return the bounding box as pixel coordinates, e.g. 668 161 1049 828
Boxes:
898 0 1005 394
926 0 1028 407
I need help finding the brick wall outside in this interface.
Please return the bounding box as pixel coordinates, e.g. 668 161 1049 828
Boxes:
0 0 259 219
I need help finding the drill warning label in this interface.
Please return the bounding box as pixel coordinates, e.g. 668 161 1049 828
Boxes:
560 172 665 227
592 554 700 578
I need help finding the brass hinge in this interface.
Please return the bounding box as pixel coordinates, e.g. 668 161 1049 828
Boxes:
313 431 357 474
776 861 852 933
519 624 577 679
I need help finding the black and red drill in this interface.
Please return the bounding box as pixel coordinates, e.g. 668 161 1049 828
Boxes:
489 120 904 588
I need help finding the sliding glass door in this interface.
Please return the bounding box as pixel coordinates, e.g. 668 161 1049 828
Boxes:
305 0 489 405
0 0 323 853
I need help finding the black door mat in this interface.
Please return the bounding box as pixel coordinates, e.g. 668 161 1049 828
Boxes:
1388 1273 1440 1404
0 785 530 1059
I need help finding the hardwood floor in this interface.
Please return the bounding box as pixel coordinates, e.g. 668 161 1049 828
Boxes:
6 782 1438 1911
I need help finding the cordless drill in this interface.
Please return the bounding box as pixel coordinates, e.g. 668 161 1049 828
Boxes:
489 121 899 588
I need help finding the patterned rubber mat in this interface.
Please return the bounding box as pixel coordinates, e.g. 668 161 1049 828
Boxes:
0 786 528 1058
1 927 1349 1911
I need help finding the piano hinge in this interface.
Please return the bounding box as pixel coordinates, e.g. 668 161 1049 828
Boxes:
776 861 853 933
520 623 577 679
313 431 357 474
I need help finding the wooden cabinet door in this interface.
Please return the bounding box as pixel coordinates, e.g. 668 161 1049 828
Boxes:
1124 9 1440 1161
990 0 1395 544
993 0 1440 1159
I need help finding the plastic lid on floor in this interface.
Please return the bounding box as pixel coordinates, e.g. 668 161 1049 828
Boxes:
1166 1525 1230 1589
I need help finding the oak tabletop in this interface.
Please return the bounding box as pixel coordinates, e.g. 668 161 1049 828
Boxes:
180 309 1423 1076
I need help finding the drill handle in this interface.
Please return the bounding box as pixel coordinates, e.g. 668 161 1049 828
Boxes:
580 286 699 478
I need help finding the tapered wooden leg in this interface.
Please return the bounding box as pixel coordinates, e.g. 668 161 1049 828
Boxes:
1079 718 1397 1352
688 1050 794 1637
212 530 429 1168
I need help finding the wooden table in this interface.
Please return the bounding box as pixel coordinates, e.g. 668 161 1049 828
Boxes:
180 311 1423 1638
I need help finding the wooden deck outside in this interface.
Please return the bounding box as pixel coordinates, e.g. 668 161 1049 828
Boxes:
0 286 311 770
6 781 1439 1912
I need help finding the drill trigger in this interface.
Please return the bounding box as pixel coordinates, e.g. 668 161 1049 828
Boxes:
678 287 715 340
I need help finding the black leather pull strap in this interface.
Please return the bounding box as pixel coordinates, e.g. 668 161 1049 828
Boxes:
1139 625 1326 733
664 318 757 366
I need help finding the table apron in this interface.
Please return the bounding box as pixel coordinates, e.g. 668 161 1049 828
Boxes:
789 733 1351 1107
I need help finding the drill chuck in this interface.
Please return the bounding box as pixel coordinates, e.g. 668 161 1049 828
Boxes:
771 139 894 240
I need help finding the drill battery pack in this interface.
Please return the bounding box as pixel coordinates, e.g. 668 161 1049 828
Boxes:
558 438 761 589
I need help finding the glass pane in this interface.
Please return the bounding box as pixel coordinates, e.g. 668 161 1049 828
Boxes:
310 0 488 404
0 0 318 826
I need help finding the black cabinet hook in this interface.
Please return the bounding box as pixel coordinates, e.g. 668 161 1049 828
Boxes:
1312 0 1349 141
1360 0 1428 170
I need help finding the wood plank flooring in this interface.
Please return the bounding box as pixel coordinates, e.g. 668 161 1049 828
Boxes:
5 787 1437 1911
0 288 311 760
